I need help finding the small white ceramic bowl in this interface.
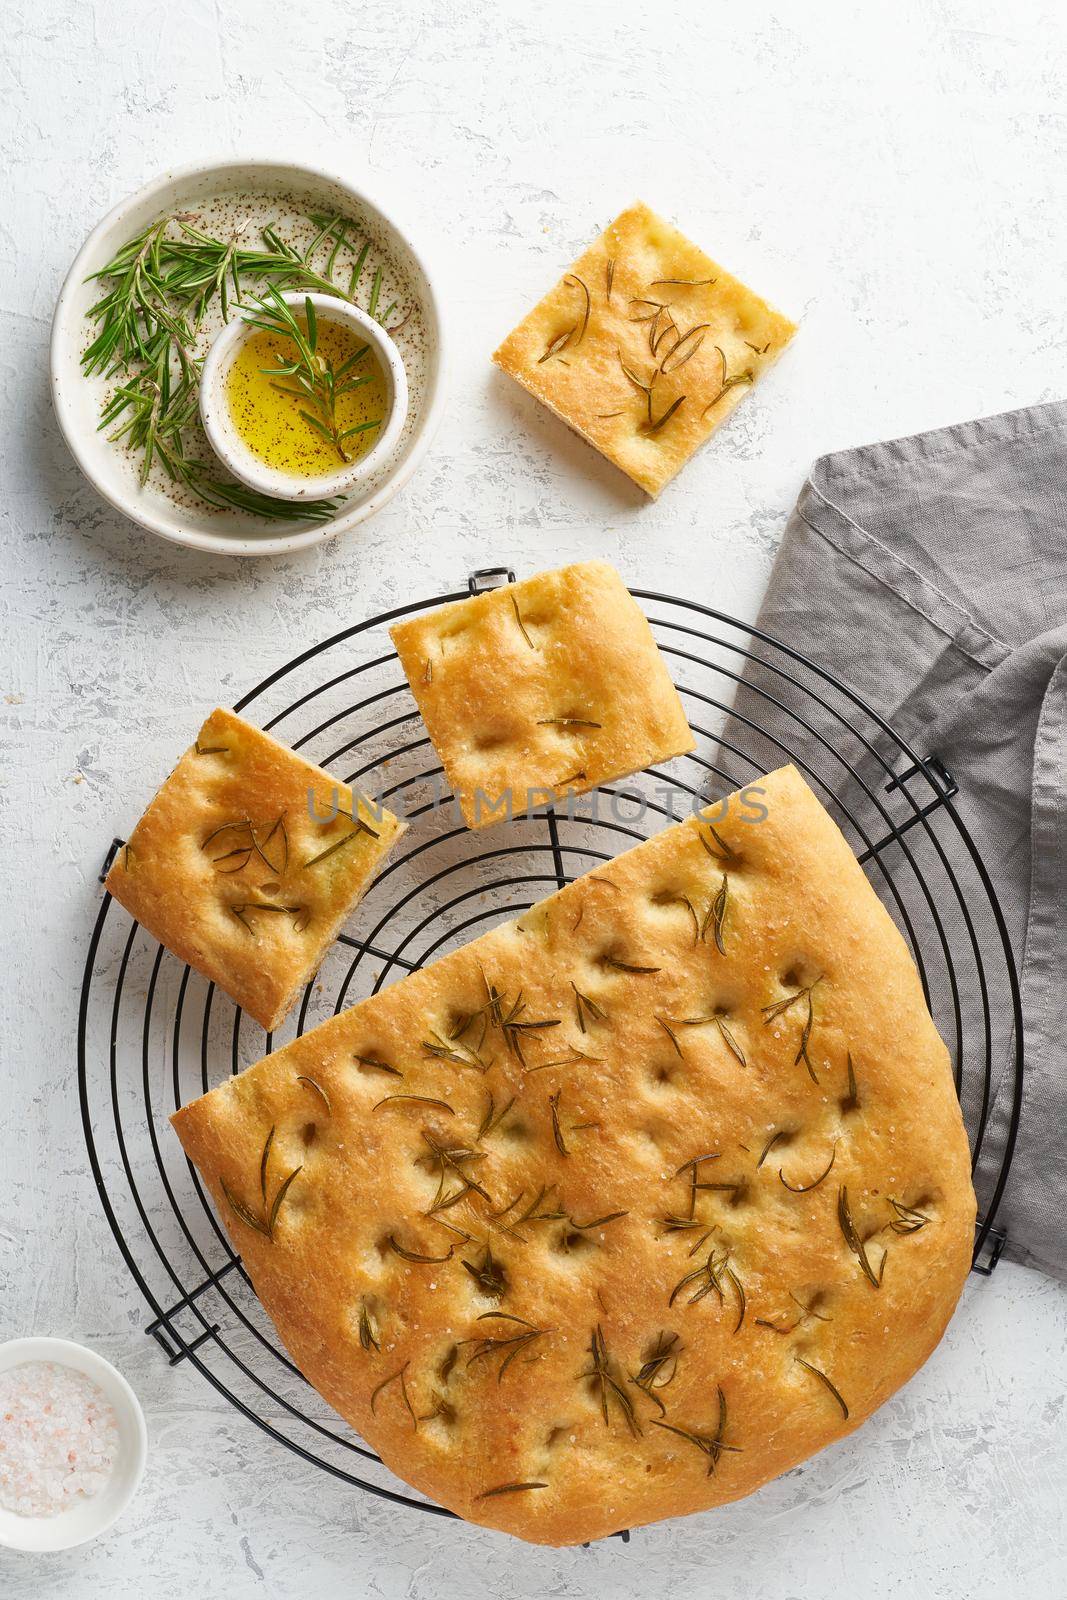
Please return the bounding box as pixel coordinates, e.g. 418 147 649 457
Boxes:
199 292 409 501
50 158 447 557
0 1337 147 1553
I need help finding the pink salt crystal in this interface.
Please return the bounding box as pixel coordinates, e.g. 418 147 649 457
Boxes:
0 1361 118 1517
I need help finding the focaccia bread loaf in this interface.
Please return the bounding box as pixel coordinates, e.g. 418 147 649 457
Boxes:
172 765 974 1545
493 201 796 496
390 562 695 828
106 708 403 1031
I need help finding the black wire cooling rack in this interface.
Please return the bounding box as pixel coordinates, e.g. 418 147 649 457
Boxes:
78 569 1024 1530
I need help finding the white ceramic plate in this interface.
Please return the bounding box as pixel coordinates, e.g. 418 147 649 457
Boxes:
0 1337 148 1552
50 160 447 557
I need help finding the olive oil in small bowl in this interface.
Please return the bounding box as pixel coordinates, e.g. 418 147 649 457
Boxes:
200 291 408 502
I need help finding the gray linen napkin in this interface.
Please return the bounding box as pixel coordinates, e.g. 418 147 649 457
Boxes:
721 400 1067 1281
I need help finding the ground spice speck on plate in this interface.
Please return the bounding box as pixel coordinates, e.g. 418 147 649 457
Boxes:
0 1361 118 1517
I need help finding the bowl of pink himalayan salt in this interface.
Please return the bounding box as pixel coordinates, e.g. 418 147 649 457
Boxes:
0 1338 147 1551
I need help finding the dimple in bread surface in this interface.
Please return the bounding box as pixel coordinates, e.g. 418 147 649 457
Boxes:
492 202 797 496
171 766 975 1546
389 561 695 828
105 708 403 1031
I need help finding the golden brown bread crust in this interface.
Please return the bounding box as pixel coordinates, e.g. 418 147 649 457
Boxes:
105 708 403 1031
390 561 695 828
493 201 797 496
172 766 974 1545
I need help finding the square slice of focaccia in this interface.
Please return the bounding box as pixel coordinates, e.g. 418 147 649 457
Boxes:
390 561 695 828
172 766 975 1547
105 708 403 1031
493 201 797 496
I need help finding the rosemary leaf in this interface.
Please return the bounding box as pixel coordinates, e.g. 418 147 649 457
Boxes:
388 1234 455 1265
374 1094 455 1114
355 1053 402 1077
296 1074 331 1112
582 1325 641 1437
260 1125 275 1204
510 593 534 649
369 1363 417 1428
358 1299 380 1352
837 1185 886 1288
266 1165 302 1233
659 323 710 375
779 1142 837 1194
475 1481 547 1500
795 1356 849 1419
651 1385 738 1475
642 393 686 434
888 1198 931 1234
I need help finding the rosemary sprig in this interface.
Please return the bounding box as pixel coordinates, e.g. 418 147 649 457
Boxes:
659 323 710 375
679 1010 747 1067
582 1326 641 1437
629 1331 682 1416
652 1386 738 1475
227 902 307 934
476 1092 515 1141
483 983 560 1068
369 1363 417 1427
220 1126 302 1240
762 979 824 1083
675 1151 721 1220
701 346 754 416
699 823 738 861
570 981 607 1033
421 1130 492 1214
491 1185 567 1240
83 209 405 523
202 815 288 876
302 805 379 868
538 273 590 362
669 1245 746 1330
842 1052 860 1112
465 1313 547 1379
461 1241 508 1297
422 1029 489 1072
240 288 382 464
888 1198 931 1234
837 1186 886 1287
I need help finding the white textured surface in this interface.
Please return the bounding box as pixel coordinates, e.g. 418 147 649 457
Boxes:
3 0 1067 1594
